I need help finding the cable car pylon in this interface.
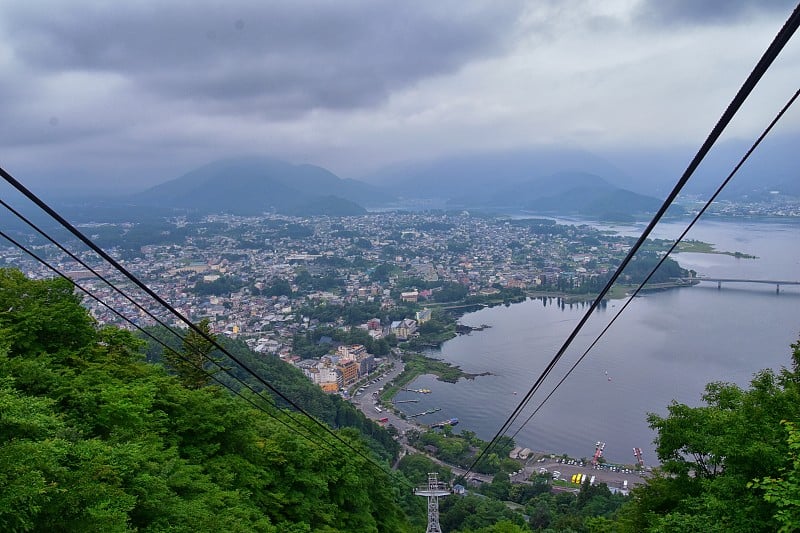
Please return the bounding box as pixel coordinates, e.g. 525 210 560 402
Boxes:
414 472 450 533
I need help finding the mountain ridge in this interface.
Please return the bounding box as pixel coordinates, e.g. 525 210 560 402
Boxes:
126 151 668 219
362 149 662 218
132 156 387 216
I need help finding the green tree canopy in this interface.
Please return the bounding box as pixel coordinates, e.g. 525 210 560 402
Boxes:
0 268 411 532
616 339 800 532
750 417 800 532
0 268 95 357
163 317 219 389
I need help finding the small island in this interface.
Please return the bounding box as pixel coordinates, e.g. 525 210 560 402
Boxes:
671 239 757 259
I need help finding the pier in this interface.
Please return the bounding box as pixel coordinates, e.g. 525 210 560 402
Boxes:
394 399 420 404
409 407 442 418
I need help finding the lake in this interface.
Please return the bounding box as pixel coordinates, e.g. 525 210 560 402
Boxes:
396 218 800 465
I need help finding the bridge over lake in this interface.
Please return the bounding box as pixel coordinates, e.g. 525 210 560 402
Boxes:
676 277 800 293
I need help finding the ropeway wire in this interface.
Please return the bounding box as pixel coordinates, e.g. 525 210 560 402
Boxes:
0 231 296 429
0 168 387 469
0 196 326 441
0 230 404 477
0 177 401 481
0 195 360 455
0 227 375 465
509 86 800 441
0 197 239 378
456 3 800 483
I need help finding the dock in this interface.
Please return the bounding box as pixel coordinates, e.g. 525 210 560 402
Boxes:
431 417 459 428
408 407 442 418
394 399 420 404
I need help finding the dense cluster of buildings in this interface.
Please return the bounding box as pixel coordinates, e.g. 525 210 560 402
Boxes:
297 343 377 392
699 194 800 218
1 210 642 392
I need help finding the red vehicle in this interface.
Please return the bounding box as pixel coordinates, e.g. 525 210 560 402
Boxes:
378 417 389 424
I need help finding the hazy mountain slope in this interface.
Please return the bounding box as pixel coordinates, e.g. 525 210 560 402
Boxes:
362 148 662 217
364 147 632 198
443 171 663 218
133 157 387 215
605 131 800 198
524 185 662 219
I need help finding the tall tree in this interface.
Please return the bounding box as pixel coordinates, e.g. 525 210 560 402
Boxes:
164 318 219 389
749 420 800 532
748 345 800 532
0 268 95 357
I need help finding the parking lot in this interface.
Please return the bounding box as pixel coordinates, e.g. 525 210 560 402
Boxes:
511 456 648 492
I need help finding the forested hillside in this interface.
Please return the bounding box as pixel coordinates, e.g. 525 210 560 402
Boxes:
0 268 413 532
141 325 400 463
2 266 799 532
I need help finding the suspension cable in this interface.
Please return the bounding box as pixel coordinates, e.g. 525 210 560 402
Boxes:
0 227 407 481
510 87 800 441
457 4 800 482
0 182 398 479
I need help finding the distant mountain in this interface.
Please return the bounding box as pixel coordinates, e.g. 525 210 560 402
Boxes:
281 195 367 216
363 147 632 199
364 149 661 218
449 172 664 220
133 157 389 215
522 178 663 221
604 131 800 199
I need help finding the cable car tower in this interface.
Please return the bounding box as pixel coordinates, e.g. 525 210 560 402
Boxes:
415 472 450 533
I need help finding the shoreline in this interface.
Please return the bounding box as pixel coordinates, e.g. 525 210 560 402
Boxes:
368 373 651 479
364 354 656 475
385 280 697 402
379 352 489 406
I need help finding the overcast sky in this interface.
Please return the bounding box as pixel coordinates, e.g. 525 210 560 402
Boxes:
1 0 798 194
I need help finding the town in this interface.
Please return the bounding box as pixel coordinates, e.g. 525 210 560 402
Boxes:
2 210 687 394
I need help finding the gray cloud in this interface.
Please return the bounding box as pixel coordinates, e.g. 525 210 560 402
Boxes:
1 0 797 193
634 0 797 26
3 1 524 118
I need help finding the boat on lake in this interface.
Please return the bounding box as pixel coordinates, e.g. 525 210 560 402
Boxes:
431 417 459 428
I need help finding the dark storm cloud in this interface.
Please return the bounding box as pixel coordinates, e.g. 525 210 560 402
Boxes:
2 1 524 118
635 0 797 26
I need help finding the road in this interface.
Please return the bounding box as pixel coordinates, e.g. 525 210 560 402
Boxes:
350 354 418 435
351 355 493 481
351 357 645 491
397 443 494 484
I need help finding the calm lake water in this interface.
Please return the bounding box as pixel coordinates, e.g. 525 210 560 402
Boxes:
397 219 800 465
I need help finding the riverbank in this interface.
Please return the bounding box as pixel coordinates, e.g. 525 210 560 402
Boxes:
407 293 527 349
527 288 622 303
526 277 703 303
351 355 650 482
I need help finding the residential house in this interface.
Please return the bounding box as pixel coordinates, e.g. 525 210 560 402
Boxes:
400 290 419 303
415 308 432 324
